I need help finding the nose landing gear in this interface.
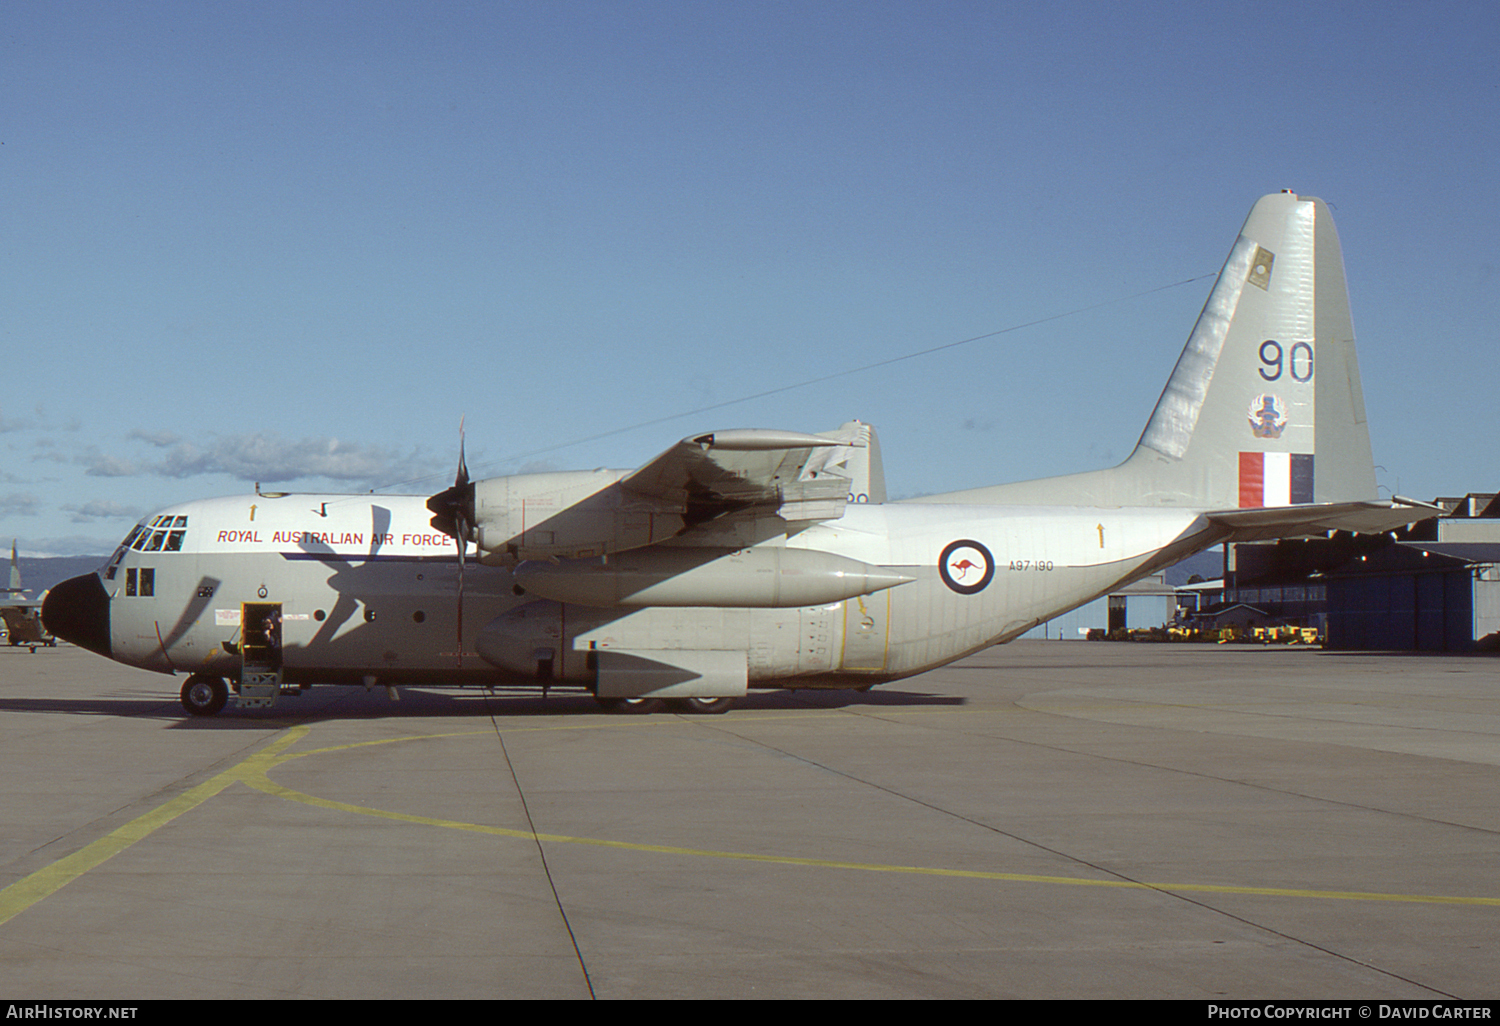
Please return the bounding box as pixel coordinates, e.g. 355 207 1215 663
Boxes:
180 674 229 717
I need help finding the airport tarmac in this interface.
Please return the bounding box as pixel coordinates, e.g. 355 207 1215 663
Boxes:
1 641 1497 1000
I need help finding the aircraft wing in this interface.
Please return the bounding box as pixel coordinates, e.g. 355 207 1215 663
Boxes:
1204 497 1443 542
461 424 875 561
619 426 866 524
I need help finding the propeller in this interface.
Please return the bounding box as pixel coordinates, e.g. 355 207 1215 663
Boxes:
426 420 474 667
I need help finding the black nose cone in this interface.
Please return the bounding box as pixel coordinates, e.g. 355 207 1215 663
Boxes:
43 573 111 658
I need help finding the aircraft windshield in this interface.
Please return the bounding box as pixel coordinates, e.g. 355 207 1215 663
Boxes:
127 516 188 551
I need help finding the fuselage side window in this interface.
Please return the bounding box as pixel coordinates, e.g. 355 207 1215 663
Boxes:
139 568 155 597
126 568 138 596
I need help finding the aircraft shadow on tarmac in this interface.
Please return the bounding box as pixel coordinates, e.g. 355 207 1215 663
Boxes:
0 684 966 727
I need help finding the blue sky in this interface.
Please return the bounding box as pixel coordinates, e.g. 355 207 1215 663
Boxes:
4 0 1497 556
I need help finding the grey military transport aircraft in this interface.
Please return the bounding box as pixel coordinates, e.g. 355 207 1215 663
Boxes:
44 193 1437 717
2 540 54 652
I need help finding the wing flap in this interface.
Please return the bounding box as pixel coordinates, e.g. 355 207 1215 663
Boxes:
620 425 866 524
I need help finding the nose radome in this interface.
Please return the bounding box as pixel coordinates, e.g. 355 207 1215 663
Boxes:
42 573 111 657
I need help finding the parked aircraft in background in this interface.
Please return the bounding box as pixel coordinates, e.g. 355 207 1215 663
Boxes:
2 541 54 653
44 193 1437 716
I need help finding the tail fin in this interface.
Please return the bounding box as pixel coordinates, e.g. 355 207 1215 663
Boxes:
1130 191 1375 507
809 421 888 504
7 540 20 594
926 192 1378 508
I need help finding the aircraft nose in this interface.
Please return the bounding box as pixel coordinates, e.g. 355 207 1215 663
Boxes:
42 573 112 657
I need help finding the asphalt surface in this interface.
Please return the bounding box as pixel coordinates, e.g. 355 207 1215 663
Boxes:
2 641 1497 999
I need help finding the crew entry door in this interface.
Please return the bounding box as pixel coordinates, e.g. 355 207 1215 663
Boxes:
240 602 283 709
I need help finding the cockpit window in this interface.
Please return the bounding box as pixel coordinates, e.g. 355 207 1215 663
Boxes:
127 517 188 553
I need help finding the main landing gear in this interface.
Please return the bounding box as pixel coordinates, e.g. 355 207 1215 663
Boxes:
594 696 735 714
180 674 229 717
675 697 735 714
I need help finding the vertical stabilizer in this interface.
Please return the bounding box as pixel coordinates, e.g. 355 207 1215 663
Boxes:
921 193 1378 509
8 541 20 594
811 421 888 504
1130 192 1375 506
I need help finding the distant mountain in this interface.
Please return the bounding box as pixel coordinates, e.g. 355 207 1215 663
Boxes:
1164 548 1224 586
9 555 109 597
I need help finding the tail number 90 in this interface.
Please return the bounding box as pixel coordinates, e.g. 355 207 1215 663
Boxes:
1259 340 1313 383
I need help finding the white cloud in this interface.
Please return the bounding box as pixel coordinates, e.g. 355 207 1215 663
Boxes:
128 428 182 448
1 408 80 434
0 493 42 516
83 431 440 489
63 499 145 524
81 451 142 477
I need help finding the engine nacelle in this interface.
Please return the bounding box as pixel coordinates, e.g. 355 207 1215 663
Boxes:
470 470 685 561
512 546 913 608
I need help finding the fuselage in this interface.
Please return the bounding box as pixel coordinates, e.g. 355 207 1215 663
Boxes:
39 193 1403 710
46 488 1212 691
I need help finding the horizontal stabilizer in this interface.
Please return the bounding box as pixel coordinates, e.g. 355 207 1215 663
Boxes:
1205 497 1442 542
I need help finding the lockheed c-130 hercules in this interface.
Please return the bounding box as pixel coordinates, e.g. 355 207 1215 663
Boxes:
44 192 1438 717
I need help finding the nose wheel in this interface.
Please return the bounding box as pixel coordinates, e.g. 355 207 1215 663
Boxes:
180 674 229 717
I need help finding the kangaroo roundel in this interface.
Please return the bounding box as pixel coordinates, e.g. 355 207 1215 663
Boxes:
939 540 994 595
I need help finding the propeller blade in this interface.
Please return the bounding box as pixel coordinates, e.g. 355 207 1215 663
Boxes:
427 419 472 531
456 417 468 490
425 419 474 669
455 498 467 669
